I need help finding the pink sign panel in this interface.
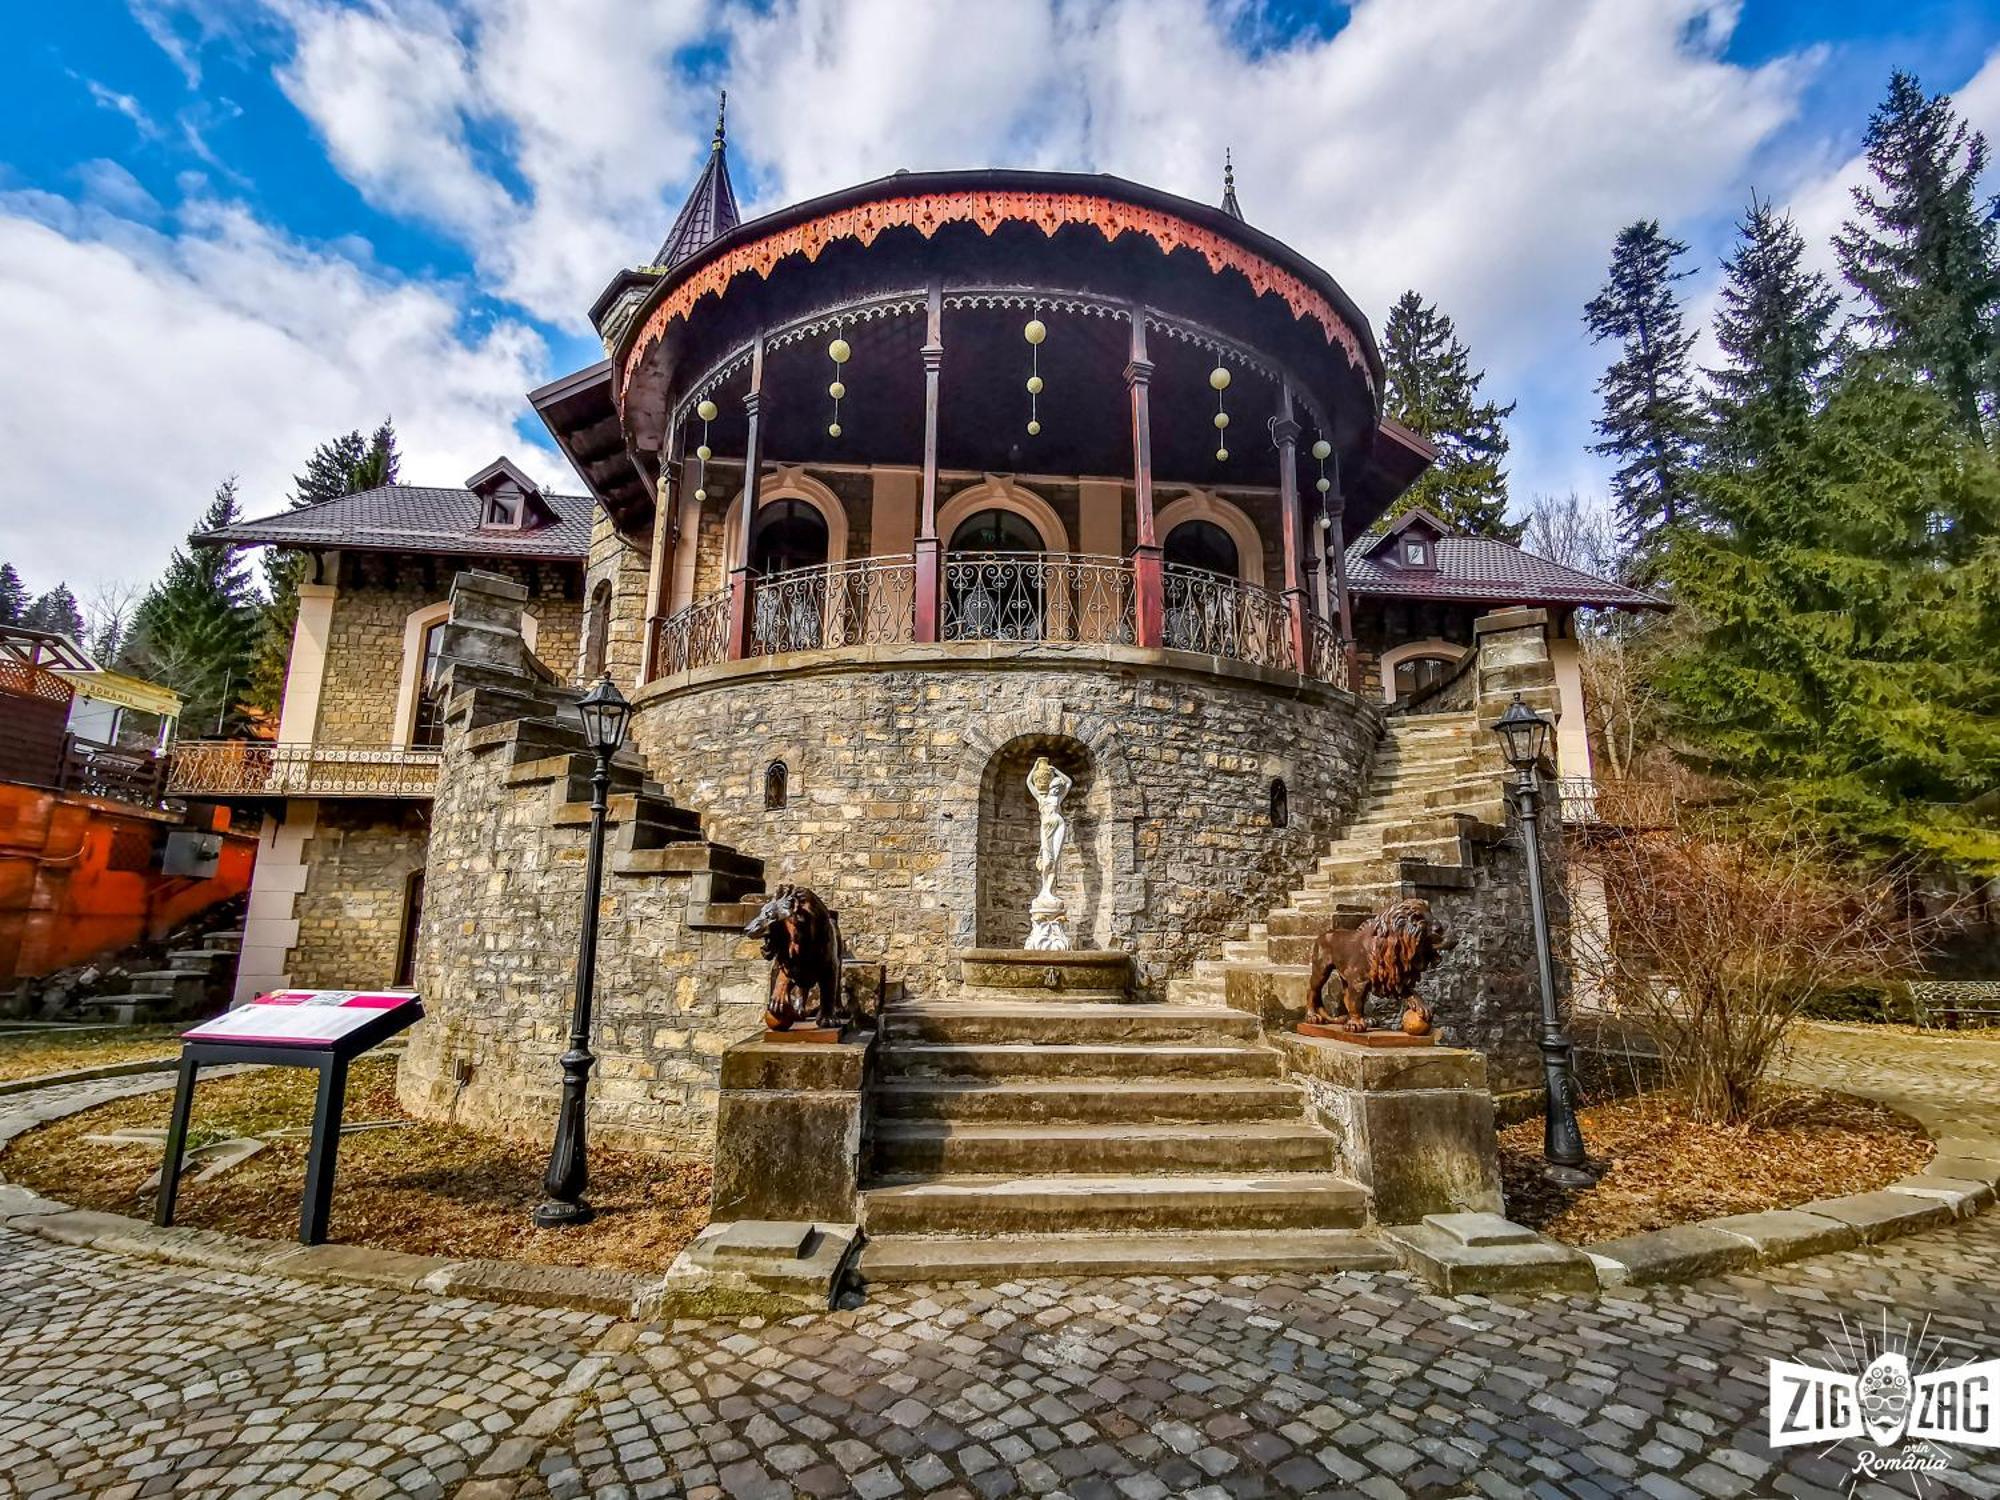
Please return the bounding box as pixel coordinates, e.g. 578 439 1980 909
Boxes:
181 990 420 1048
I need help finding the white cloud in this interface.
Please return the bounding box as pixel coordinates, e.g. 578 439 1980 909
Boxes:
0 190 552 596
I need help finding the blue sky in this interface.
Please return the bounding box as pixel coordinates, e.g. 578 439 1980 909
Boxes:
3 0 1997 606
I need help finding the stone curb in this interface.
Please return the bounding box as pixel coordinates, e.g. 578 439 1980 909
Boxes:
1583 1134 2000 1289
0 1070 652 1322
0 1057 178 1098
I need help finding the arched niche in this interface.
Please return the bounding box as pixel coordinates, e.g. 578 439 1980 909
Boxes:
720 465 851 570
974 735 1112 950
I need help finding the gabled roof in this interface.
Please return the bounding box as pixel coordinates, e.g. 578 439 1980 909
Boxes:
202 483 593 562
653 93 741 268
1346 511 1664 611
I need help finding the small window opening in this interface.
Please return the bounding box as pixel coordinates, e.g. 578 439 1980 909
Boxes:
764 760 789 810
1268 777 1289 829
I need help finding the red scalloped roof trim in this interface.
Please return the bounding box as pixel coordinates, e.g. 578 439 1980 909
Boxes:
620 190 1367 395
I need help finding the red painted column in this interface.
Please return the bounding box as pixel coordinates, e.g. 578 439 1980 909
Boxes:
1325 457 1360 693
640 419 683 682
1126 310 1163 649
914 285 944 644
725 334 766 661
1272 384 1308 673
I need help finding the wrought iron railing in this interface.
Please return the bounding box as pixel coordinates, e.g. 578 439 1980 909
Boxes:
1557 777 1677 830
653 589 733 676
167 741 441 798
60 738 168 807
1161 563 1292 671
750 556 916 656
647 554 1350 684
941 552 1137 646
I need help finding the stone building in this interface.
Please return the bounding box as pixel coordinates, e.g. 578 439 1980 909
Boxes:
175 117 1660 1272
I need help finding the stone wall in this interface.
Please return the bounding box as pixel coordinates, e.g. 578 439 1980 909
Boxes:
288 801 429 990
582 508 652 687
629 646 1383 998
312 555 582 744
401 571 774 1154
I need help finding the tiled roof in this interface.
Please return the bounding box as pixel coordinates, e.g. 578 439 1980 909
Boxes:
202 485 593 560
1345 535 1664 610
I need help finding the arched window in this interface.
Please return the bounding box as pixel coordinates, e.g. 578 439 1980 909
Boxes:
750 498 830 576
764 760 788 810
410 618 450 748
582 579 612 680
949 508 1043 554
1268 777 1289 829
1164 519 1240 578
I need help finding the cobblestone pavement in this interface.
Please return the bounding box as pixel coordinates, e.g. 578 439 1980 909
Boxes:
5 1040 2000 1500
1782 1022 2000 1142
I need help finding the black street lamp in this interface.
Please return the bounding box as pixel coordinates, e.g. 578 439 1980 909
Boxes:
534 674 633 1228
1493 695 1599 1189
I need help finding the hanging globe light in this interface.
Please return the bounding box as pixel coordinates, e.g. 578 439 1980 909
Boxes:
828 380 846 400
697 399 718 423
1213 411 1229 430
1024 318 1047 345
828 338 851 364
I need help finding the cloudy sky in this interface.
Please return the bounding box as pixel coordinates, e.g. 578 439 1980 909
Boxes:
5 0 1998 600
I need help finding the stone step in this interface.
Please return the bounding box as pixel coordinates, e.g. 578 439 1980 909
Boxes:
127 970 213 1003
873 1078 1304 1125
936 986 1133 1007
1163 973 1227 1007
883 1002 1262 1048
881 1042 1283 1082
871 1119 1335 1177
859 1228 1394 1283
859 1172 1369 1235
166 949 229 973
200 932 242 954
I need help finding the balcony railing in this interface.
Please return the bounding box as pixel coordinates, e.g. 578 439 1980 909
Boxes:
1558 777 1678 830
648 553 1348 686
167 741 441 799
60 738 168 808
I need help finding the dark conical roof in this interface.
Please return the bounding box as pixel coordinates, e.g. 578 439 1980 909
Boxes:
1220 148 1243 220
654 92 741 268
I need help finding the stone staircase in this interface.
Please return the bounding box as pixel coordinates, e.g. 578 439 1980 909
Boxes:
856 954 1387 1282
1170 709 1509 1022
78 930 242 1024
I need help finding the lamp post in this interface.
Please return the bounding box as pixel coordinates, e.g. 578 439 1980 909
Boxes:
534 675 632 1228
1492 695 1598 1188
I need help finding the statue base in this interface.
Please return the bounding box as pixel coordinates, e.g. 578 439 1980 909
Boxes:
1025 893 1070 952
763 1025 847 1045
1297 1022 1436 1048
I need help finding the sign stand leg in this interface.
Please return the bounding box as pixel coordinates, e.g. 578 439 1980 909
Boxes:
156 1055 199 1228
299 1055 349 1245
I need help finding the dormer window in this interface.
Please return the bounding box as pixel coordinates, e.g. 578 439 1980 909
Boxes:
465 456 550 533
1404 538 1427 568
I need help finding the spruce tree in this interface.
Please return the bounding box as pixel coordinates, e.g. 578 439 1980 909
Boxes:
1585 221 1702 566
0 564 26 625
248 424 397 721
1708 196 1840 466
23 585 85 640
1835 71 2000 440
1379 291 1521 539
122 479 262 735
1656 367 2000 872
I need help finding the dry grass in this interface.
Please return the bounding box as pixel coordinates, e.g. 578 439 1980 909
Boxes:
0 1025 183 1084
1499 1086 1929 1245
1 1057 710 1274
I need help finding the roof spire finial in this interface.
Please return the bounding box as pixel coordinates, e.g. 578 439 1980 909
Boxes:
653 89 742 267
713 89 727 152
1220 146 1244 221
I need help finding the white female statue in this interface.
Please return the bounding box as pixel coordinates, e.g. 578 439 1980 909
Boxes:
1025 755 1074 951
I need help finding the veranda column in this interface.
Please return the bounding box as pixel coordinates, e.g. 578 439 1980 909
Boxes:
1325 453 1359 692
639 419 684 682
1272 383 1309 671
1126 309 1163 649
725 333 766 661
914 285 944 643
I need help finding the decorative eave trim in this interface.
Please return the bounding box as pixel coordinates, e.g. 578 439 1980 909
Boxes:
619 190 1371 398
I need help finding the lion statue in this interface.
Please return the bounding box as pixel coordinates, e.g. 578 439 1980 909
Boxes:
743 884 845 1031
1304 898 1454 1033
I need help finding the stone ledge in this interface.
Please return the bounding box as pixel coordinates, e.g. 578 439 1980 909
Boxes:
0 1057 178 1099
1382 1214 1596 1294
1276 1032 1486 1093
1886 1174 1997 1217
1585 1224 1760 1287
1809 1189 1956 1242
1702 1209 1860 1261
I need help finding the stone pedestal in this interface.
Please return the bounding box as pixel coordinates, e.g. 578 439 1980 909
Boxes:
956 948 1132 998
712 1032 874 1223
1277 1032 1503 1225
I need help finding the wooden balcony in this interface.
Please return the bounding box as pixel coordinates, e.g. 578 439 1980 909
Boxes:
167 741 441 800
